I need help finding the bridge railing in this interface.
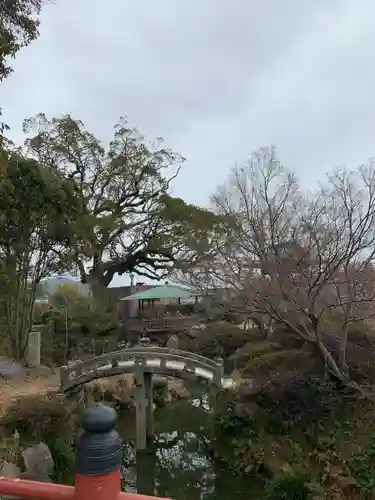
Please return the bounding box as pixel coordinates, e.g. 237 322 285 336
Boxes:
126 316 199 333
61 347 223 391
126 346 222 367
63 347 222 374
0 405 168 500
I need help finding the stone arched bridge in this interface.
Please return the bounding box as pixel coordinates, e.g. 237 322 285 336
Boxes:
60 346 229 392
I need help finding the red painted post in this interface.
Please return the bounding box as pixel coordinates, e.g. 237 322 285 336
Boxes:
73 404 122 500
0 403 169 500
74 404 169 500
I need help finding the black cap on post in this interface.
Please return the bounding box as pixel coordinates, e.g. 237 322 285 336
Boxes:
75 404 122 476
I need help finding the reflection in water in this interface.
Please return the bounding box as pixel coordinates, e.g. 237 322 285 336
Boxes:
119 387 255 500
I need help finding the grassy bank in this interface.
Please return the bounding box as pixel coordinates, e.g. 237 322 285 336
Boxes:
211 380 375 499
208 339 375 499
181 320 375 498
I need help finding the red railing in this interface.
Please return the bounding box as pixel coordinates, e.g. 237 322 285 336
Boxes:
0 405 169 500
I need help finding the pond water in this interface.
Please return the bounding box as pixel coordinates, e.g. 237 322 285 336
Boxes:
118 385 261 499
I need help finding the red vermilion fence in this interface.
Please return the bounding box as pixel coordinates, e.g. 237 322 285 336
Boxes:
0 405 169 500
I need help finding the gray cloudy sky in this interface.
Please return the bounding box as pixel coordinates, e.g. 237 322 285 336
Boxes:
2 0 375 208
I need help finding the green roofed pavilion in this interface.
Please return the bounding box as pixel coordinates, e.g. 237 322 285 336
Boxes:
120 284 197 301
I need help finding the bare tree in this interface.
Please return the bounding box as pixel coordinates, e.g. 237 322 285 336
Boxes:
327 261 375 376
180 147 375 388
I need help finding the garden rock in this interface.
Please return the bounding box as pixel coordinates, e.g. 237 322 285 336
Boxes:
0 360 25 380
233 401 260 420
22 442 54 481
166 334 179 350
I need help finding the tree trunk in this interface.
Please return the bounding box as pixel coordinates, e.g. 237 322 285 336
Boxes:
265 316 274 340
316 340 349 382
86 273 110 310
339 321 350 378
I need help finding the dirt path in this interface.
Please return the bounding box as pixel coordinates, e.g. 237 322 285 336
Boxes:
0 374 60 413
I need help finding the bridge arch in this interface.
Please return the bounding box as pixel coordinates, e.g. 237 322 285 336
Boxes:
60 347 224 392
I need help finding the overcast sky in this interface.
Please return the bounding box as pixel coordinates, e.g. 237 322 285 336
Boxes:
2 0 375 209
2 0 375 207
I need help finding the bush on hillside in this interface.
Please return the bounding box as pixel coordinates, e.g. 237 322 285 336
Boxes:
211 331 375 499
187 322 259 359
228 340 285 373
264 473 311 500
209 317 375 498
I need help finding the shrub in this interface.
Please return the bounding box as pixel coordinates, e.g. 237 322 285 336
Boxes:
45 436 75 485
264 473 310 500
188 322 252 359
1 392 74 441
211 366 365 481
0 433 21 466
153 377 168 407
41 287 119 364
87 375 134 409
349 433 375 493
229 340 284 372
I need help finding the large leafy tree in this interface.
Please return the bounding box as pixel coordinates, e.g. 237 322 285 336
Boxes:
0 0 44 81
0 0 49 148
0 151 80 359
23 114 221 302
156 193 229 282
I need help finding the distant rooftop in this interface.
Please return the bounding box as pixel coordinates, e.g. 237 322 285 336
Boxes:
120 284 198 301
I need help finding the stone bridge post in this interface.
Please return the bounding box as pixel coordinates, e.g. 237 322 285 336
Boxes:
134 336 154 450
134 366 147 451
144 372 154 439
213 357 224 387
134 368 154 451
